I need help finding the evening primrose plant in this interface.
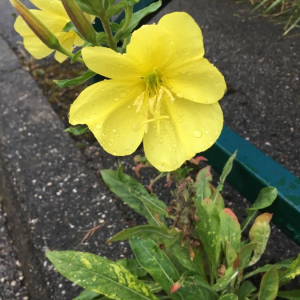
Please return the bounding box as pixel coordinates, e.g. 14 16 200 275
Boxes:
10 0 300 299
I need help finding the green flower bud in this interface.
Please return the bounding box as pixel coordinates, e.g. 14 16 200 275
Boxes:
61 0 98 45
10 0 60 50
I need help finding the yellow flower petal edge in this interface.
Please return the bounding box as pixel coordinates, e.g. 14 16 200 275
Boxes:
71 12 226 172
14 0 90 62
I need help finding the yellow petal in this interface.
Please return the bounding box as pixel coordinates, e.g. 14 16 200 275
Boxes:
54 32 75 62
82 47 142 80
14 15 53 59
30 0 67 17
143 98 223 172
158 12 205 71
163 58 226 104
69 80 146 156
126 24 174 75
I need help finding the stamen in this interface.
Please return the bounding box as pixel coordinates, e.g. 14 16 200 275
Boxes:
160 86 175 102
134 91 145 112
141 115 169 125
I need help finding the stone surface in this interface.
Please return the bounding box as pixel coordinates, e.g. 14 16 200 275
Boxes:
0 45 128 300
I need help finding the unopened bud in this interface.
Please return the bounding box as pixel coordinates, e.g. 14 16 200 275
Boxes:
61 0 97 45
10 0 60 50
170 276 185 294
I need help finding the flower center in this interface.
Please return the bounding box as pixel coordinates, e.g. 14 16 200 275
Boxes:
133 70 175 134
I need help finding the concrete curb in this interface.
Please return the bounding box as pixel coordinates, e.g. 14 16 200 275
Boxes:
0 34 128 300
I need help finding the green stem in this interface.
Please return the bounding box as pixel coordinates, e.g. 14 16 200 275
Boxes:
121 36 130 53
56 44 84 63
249 292 259 300
98 1 117 51
114 5 133 43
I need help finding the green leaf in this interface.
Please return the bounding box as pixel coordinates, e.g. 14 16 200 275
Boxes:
279 254 300 286
116 258 147 278
219 208 241 253
165 241 206 278
212 267 238 292
277 290 300 300
213 151 236 197
46 251 159 300
218 294 238 300
71 49 83 64
243 257 293 280
74 0 102 15
54 69 96 88
101 167 169 226
258 265 279 300
108 225 180 247
105 2 127 19
64 125 90 136
237 281 257 300
194 166 212 203
96 32 108 45
73 289 102 300
117 1 162 41
235 241 257 270
129 237 180 298
177 275 218 300
195 198 221 277
241 187 277 232
142 281 163 294
249 213 272 265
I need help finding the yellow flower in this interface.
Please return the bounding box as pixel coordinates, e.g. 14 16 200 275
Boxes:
14 0 88 62
69 12 226 172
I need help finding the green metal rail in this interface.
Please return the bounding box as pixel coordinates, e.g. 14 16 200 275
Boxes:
94 0 300 245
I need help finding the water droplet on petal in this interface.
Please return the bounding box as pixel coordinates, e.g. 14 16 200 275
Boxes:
177 92 183 98
120 92 127 98
132 123 142 132
113 151 117 155
158 137 164 144
205 130 209 134
112 128 117 133
177 110 183 117
127 105 132 109
114 97 120 102
193 130 202 138
95 124 101 129
126 149 131 154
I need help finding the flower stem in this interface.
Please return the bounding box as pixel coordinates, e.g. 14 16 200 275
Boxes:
56 44 84 63
98 1 117 51
114 5 133 43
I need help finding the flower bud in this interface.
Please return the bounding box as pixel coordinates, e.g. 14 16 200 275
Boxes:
170 276 185 294
10 0 60 50
61 0 98 45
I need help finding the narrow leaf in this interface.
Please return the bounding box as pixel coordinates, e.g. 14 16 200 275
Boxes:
46 251 159 300
220 208 241 253
258 266 279 300
64 125 90 136
237 281 257 300
212 267 238 292
165 241 206 278
249 213 272 265
176 275 218 300
108 225 180 247
241 187 277 232
74 0 102 15
279 254 300 286
195 198 221 275
116 258 147 278
101 167 169 226
54 69 96 88
218 294 238 300
73 290 103 300
277 290 300 299
194 166 212 203
235 241 257 270
129 237 180 299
